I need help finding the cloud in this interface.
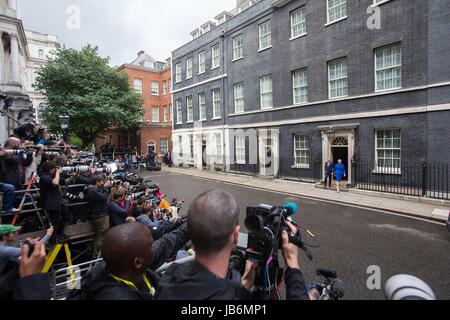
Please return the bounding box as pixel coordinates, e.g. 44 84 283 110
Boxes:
20 0 236 65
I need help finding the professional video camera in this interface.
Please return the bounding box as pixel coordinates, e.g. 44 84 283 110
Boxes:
229 203 320 300
309 269 345 300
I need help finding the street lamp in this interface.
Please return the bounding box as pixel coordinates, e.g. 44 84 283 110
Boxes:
59 114 70 142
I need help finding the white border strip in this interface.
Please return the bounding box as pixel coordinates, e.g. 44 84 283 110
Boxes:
172 103 450 133
172 74 228 94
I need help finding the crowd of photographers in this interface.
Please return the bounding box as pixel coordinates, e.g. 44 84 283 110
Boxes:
0 123 310 301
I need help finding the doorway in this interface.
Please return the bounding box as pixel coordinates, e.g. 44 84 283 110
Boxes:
331 136 349 181
202 140 207 169
147 143 156 155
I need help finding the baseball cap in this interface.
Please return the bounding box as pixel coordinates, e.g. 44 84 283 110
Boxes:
0 224 21 237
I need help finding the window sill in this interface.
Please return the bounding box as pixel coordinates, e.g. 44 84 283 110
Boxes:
234 110 245 115
185 77 193 80
198 71 206 76
325 16 348 27
232 57 244 62
186 121 194 124
291 165 310 170
176 122 183 125
329 95 349 100
258 46 272 53
236 161 247 165
212 117 222 120
261 106 273 110
211 66 220 71
289 33 307 41
371 0 390 7
293 101 308 106
375 86 402 93
372 168 402 175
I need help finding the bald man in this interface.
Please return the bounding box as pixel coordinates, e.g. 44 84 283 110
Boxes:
67 220 189 300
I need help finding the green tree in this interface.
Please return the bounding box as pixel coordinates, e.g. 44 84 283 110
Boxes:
34 44 144 148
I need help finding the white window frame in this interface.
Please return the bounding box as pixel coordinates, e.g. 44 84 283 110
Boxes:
212 89 221 119
375 129 401 174
235 136 246 165
372 0 390 6
133 78 143 94
293 134 310 168
375 44 402 92
260 75 273 109
328 58 348 99
178 136 183 159
198 51 206 74
163 80 167 95
188 134 194 161
198 93 206 121
292 69 308 105
151 106 159 123
234 82 245 114
163 105 168 122
290 7 307 40
214 133 223 163
160 138 168 154
186 57 193 79
176 99 183 124
175 63 182 83
232 34 243 61
326 0 347 25
211 44 221 69
186 96 193 123
258 20 272 51
151 81 159 96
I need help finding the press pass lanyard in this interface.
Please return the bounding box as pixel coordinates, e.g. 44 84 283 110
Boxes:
110 274 156 296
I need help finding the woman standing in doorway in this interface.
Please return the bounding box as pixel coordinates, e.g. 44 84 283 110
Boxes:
334 159 346 193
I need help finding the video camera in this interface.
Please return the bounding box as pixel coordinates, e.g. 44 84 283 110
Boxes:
229 203 318 300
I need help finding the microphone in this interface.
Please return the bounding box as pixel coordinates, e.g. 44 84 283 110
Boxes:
283 202 298 217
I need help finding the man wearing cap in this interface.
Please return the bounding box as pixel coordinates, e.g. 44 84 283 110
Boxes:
0 225 53 275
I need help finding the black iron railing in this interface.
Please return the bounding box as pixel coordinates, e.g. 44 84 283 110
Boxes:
278 159 322 184
352 160 449 200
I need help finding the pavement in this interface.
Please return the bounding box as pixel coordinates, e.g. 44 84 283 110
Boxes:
142 170 450 300
161 166 450 223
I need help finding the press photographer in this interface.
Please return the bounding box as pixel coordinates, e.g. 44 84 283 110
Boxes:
155 190 309 300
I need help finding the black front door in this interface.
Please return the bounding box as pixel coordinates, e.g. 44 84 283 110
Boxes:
202 141 207 168
332 147 348 180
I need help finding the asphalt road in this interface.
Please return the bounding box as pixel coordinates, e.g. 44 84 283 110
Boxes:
143 171 450 300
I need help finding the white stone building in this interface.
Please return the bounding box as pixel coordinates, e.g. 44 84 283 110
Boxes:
25 30 58 124
0 0 58 143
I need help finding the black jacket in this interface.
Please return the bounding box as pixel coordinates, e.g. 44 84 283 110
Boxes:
0 153 33 188
39 174 63 210
66 262 158 300
87 186 109 219
155 261 252 300
67 223 190 300
107 200 131 227
0 267 51 300
156 262 310 301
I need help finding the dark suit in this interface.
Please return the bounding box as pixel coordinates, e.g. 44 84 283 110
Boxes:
324 161 334 187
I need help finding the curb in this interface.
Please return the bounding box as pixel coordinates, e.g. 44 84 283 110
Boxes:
160 167 448 224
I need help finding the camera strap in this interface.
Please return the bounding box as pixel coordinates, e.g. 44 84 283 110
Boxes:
110 273 156 296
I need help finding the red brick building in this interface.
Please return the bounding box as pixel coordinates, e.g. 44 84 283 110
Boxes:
96 51 172 158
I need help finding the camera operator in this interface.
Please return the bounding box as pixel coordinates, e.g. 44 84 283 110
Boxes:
155 190 309 300
67 218 190 300
107 188 132 227
0 137 34 190
86 174 112 258
39 161 67 242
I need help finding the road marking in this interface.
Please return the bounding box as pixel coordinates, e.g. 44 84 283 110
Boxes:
185 174 446 227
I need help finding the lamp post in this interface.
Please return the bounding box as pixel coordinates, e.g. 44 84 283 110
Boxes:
59 114 70 143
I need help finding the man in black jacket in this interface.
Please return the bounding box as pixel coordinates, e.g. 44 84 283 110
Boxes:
155 190 310 300
0 137 33 189
67 221 190 300
86 174 111 258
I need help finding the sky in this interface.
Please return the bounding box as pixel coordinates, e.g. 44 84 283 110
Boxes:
20 0 236 66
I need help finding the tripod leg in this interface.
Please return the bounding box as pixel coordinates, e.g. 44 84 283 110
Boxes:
64 243 75 282
42 244 62 273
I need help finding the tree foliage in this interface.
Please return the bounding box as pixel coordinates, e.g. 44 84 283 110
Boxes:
34 44 144 148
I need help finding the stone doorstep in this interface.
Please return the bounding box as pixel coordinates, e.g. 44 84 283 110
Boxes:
161 167 449 222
